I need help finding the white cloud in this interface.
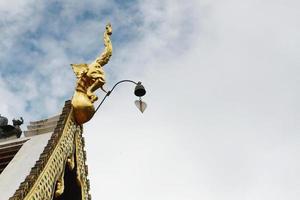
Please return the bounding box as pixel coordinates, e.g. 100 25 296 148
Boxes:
86 0 300 199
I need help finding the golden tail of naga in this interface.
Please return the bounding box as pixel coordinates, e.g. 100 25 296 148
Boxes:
96 23 113 67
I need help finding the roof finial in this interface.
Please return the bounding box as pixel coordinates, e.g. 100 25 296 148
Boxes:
71 23 113 124
0 116 24 139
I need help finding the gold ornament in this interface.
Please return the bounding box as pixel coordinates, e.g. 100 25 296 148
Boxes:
71 23 113 124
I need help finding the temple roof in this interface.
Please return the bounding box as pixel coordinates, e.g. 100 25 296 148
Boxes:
24 115 60 137
0 108 61 199
0 100 91 200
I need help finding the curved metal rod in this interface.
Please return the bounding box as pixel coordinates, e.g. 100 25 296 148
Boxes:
94 80 138 114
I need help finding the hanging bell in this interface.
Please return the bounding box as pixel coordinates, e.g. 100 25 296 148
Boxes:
134 82 146 97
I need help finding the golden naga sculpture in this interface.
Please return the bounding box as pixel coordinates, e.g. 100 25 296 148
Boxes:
71 23 112 124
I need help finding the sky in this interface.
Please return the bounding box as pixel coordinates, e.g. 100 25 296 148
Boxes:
0 0 300 199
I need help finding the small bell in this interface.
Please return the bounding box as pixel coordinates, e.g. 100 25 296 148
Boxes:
134 98 147 113
134 82 146 97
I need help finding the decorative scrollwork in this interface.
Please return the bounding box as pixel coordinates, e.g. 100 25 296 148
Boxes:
12 108 91 200
75 125 90 200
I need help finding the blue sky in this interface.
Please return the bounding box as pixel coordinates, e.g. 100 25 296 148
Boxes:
1 0 300 199
0 0 148 118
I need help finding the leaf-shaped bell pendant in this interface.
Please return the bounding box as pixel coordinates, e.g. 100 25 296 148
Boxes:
134 98 147 113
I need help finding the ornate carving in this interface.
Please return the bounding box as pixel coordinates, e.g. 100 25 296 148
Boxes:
75 126 90 199
71 23 113 125
67 153 75 170
55 170 65 198
0 116 23 138
23 114 77 200
9 101 91 200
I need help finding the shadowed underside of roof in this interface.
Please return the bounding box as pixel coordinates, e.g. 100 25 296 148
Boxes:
0 139 28 174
